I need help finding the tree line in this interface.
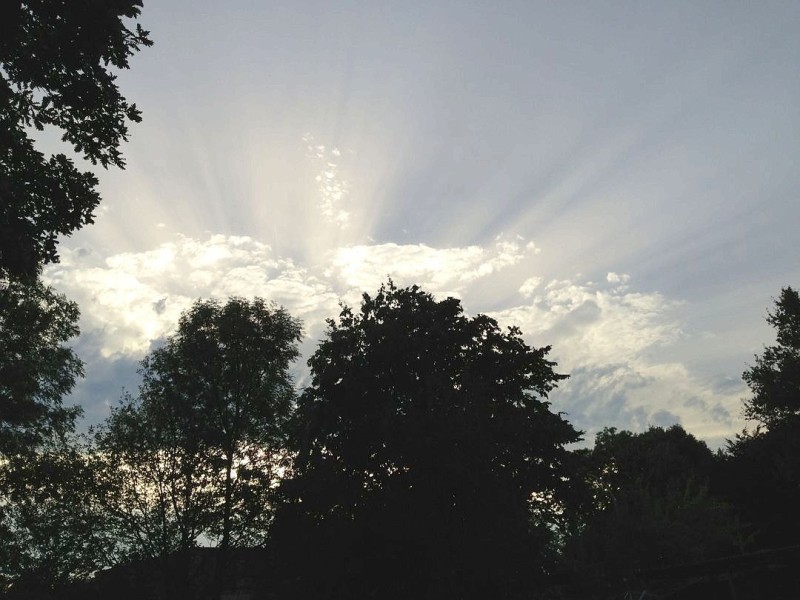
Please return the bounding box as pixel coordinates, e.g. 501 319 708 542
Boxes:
2 281 799 598
2 3 799 598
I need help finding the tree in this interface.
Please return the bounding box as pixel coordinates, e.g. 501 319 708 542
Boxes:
93 298 302 563
589 425 716 499
0 436 112 594
92 391 212 562
562 426 744 583
0 3 151 591
0 279 83 457
0 0 151 280
273 282 580 599
718 287 800 548
0 253 90 595
742 286 800 428
719 422 800 549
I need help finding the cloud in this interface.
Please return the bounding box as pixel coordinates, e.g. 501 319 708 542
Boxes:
46 233 545 421
45 235 340 359
497 276 681 366
519 276 543 298
327 236 539 300
45 234 746 446
304 133 351 228
45 233 535 360
490 276 745 445
606 271 630 285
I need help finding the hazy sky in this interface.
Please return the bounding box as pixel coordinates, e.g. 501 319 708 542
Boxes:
42 1 800 448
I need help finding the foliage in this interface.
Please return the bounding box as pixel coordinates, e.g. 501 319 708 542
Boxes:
0 436 111 594
92 390 212 562
742 286 800 427
274 282 580 599
0 0 151 279
590 425 716 498
92 297 302 562
563 426 744 580
717 288 800 549
0 279 83 457
0 3 150 584
720 420 800 549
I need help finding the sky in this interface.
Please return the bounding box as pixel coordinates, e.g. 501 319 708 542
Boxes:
40 1 800 449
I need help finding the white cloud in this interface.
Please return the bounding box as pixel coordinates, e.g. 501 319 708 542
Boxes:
606 271 630 285
46 233 535 360
327 236 538 299
498 277 681 366
519 276 543 298
490 276 745 444
46 235 746 446
45 235 339 358
304 134 351 228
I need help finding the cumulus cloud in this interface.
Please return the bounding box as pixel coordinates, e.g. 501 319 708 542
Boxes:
606 271 630 285
45 233 536 360
490 275 745 445
46 234 746 446
497 277 681 366
327 235 538 300
519 276 543 298
45 235 340 358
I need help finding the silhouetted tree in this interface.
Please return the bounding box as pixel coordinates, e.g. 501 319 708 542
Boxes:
0 437 111 593
92 390 212 562
742 287 800 428
0 279 83 458
93 298 301 564
591 426 716 498
563 426 744 583
718 287 800 548
0 3 153 593
0 274 92 594
0 0 151 279
273 282 580 600
720 422 800 549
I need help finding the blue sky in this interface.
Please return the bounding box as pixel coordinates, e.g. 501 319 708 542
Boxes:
42 1 800 448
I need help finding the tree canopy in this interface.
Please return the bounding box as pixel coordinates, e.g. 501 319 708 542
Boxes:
1 284 798 597
0 279 83 457
0 438 110 593
718 287 800 549
720 419 800 549
0 0 151 279
742 286 800 428
563 426 743 582
274 282 580 599
93 297 302 563
0 5 151 589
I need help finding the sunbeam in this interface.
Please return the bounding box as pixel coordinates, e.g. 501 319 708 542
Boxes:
39 0 800 448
